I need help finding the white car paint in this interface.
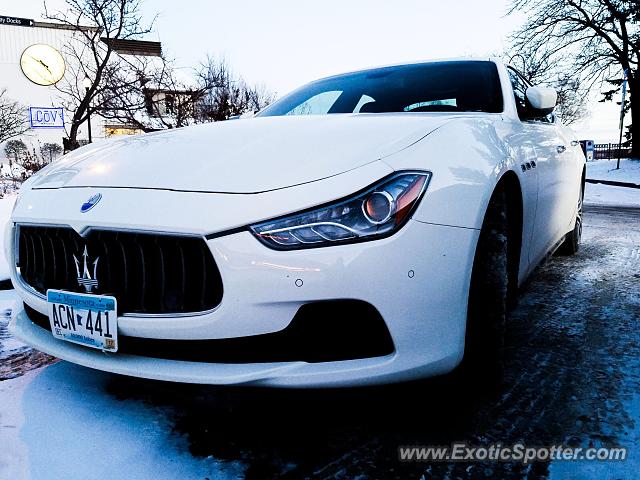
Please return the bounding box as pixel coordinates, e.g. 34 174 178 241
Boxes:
526 86 558 111
8 59 585 387
30 114 449 193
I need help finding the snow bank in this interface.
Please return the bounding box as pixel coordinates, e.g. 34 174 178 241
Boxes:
0 289 25 359
0 194 16 280
586 158 640 184
584 183 640 208
583 159 640 207
0 363 246 480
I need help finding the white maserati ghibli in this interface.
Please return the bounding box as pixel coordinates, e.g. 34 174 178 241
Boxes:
8 59 585 387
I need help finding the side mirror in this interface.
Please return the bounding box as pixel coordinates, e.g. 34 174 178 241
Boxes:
525 86 557 116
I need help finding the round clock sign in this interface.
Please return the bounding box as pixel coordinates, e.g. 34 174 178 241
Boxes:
20 44 66 86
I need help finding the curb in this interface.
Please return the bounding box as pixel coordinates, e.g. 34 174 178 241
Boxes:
586 178 640 189
583 204 640 214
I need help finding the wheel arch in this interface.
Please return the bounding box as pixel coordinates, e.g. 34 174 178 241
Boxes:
477 169 524 308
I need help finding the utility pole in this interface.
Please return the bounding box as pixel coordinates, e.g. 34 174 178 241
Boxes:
616 69 628 170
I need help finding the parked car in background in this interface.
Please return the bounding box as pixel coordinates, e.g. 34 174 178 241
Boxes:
8 59 585 387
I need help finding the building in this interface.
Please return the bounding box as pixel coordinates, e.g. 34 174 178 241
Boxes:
0 14 162 163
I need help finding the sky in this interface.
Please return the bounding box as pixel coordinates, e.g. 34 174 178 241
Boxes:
7 0 629 141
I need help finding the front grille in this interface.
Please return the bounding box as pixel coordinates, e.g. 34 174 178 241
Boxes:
17 225 223 315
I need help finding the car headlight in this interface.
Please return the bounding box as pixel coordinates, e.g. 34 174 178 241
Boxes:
250 171 431 250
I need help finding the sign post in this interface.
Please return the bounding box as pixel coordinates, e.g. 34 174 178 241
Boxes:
617 69 628 170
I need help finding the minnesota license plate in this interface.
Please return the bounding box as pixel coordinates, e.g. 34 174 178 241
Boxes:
47 290 118 352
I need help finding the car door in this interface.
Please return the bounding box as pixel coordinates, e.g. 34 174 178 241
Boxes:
496 115 539 282
555 123 584 234
507 68 566 266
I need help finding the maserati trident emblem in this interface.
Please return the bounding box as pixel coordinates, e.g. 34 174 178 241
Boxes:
74 246 99 293
80 193 102 213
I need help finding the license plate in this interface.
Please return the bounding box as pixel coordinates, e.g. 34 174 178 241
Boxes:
47 289 118 352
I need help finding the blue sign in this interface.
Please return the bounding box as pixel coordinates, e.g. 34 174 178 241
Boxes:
29 107 65 129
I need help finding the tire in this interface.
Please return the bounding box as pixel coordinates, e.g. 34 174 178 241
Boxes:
557 185 583 256
461 188 509 385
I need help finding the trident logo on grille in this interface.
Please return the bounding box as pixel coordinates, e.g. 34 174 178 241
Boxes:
73 246 99 293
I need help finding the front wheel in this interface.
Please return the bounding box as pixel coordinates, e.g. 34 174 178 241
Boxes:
461 188 509 384
557 186 583 256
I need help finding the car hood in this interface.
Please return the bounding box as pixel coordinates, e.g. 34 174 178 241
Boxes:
31 114 451 193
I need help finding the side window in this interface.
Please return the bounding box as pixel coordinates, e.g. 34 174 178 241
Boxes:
286 91 342 116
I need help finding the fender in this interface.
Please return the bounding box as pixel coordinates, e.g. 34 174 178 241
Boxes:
383 116 520 230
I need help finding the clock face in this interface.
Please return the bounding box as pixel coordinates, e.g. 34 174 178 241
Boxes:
20 44 66 86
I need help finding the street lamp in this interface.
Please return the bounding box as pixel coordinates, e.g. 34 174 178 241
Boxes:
83 76 92 143
509 53 528 76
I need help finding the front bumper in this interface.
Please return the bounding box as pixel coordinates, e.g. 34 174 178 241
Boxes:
10 189 479 387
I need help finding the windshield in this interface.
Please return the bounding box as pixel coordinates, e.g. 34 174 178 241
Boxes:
258 61 503 117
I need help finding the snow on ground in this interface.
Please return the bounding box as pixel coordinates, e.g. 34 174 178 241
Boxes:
0 193 16 280
0 363 246 480
584 182 640 207
0 289 25 360
581 159 640 207
549 389 640 480
586 158 640 184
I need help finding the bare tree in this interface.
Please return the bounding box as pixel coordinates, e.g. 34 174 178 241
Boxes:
20 148 50 175
40 142 64 162
97 56 210 131
507 52 590 125
508 0 639 156
0 90 29 143
97 56 274 130
196 57 274 122
553 75 590 125
4 140 27 163
45 0 155 150
3 140 58 187
4 140 28 187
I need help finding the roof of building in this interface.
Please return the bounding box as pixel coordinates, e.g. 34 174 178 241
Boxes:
100 38 162 57
0 16 160 56
33 20 99 32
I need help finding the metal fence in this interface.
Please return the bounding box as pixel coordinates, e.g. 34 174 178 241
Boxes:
593 143 632 160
